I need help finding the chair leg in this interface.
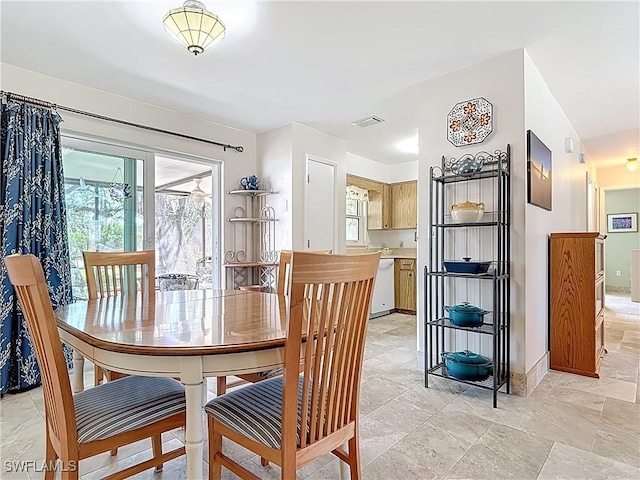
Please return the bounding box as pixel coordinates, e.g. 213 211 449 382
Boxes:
60 457 79 480
208 416 222 480
281 450 296 480
110 448 118 456
152 434 164 472
347 435 362 480
216 377 227 396
260 457 269 466
106 370 127 381
44 431 56 480
94 365 104 386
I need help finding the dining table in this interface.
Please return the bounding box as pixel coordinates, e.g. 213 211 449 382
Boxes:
54 288 292 479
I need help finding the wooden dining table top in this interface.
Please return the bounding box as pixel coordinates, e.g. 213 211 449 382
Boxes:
54 289 292 356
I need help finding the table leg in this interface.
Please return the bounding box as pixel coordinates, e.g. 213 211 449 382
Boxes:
182 357 204 480
72 350 85 393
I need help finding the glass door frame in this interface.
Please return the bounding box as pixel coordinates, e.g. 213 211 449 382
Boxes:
62 133 223 289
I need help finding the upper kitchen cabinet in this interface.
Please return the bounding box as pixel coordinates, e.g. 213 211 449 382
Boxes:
367 183 391 230
346 174 391 230
391 181 417 229
345 175 416 230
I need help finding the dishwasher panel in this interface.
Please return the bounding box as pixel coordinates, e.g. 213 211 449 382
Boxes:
371 258 395 317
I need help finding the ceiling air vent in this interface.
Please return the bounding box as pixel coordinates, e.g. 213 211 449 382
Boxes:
352 115 385 128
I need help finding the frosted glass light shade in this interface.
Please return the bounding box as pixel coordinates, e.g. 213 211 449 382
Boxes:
190 179 208 207
626 158 639 171
163 1 225 55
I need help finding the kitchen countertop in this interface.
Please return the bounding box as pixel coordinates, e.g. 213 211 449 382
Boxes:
346 247 416 259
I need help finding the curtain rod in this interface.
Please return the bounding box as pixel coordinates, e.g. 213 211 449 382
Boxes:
0 90 244 153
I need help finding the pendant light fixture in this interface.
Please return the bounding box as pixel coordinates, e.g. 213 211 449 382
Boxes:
626 157 639 171
163 1 225 56
190 178 208 207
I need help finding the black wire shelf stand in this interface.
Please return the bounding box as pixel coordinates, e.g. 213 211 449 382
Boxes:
424 145 511 408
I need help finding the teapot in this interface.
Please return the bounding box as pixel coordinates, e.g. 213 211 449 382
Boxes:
451 201 484 223
239 175 260 190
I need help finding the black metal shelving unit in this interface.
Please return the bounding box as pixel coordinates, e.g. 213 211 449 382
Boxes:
425 146 511 408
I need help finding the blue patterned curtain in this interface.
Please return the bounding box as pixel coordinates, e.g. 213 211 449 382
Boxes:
0 99 73 394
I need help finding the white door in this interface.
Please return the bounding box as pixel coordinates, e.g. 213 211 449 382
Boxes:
306 158 335 251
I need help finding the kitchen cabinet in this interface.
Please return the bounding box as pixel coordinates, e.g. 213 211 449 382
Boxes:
346 174 415 231
394 259 416 312
391 181 417 229
549 232 607 377
367 184 391 230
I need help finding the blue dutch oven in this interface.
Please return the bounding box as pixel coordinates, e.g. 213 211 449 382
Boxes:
442 350 492 381
444 302 489 327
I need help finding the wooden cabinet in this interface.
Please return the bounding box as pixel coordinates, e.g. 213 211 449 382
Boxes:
394 259 416 312
367 184 391 230
346 175 416 231
346 175 390 230
391 181 417 229
549 232 607 378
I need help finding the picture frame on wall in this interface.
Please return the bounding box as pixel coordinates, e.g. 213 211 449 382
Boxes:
607 213 638 232
526 130 552 211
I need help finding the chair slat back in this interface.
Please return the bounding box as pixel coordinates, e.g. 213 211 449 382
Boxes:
282 252 379 451
83 251 155 299
277 250 332 296
3 254 78 450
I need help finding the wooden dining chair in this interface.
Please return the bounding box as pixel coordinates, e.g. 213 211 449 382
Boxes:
83 250 155 386
4 254 186 480
215 249 331 396
205 252 380 480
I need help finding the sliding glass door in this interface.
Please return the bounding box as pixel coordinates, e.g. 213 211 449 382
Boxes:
62 137 152 299
62 136 221 298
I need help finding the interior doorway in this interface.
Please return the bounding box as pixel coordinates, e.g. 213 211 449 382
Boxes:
305 156 336 251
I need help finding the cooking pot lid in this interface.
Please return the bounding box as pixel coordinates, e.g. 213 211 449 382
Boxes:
446 302 485 313
443 350 490 365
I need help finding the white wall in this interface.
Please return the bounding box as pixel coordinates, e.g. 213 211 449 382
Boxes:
417 50 527 372
523 52 597 371
345 152 418 184
389 161 419 184
257 122 348 254
1 63 258 273
416 50 598 378
291 123 348 253
596 164 640 190
257 125 293 251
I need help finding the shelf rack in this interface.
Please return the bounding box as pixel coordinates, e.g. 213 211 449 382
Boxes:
224 189 278 291
425 145 511 408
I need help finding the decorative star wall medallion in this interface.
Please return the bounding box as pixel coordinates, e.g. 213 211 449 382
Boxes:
447 97 493 147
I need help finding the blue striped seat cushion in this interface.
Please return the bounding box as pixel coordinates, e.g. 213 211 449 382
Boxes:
75 376 186 443
205 376 305 449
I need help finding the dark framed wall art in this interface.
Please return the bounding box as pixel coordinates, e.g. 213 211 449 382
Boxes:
527 130 552 211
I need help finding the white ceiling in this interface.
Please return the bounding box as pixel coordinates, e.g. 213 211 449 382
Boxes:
1 1 638 167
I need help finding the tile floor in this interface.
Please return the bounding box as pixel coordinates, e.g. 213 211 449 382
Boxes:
1 294 638 479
